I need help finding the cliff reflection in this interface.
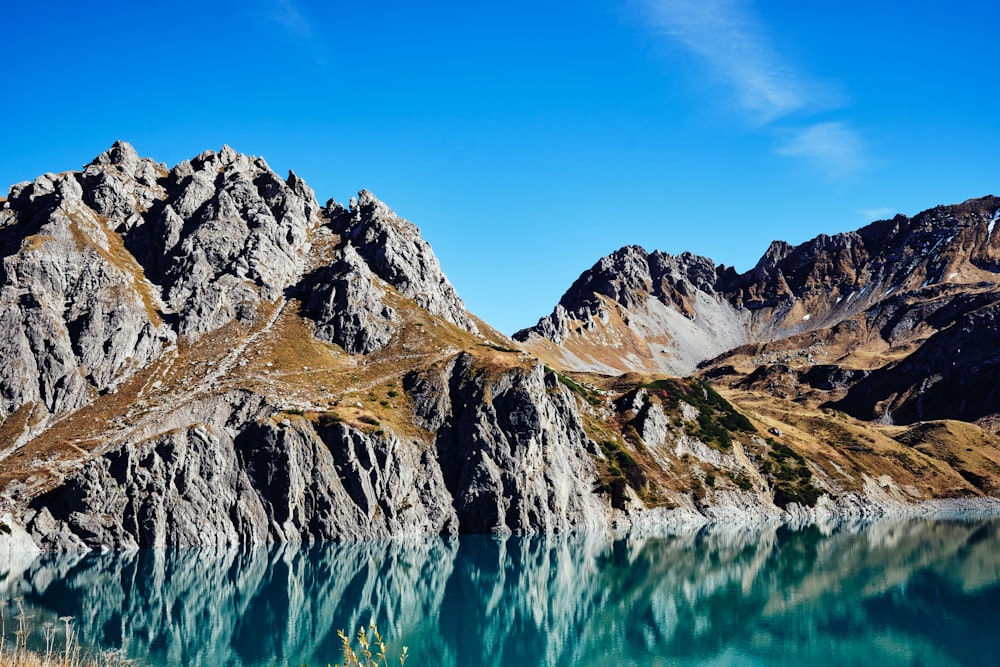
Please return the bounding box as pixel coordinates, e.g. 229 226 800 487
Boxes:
5 518 1000 667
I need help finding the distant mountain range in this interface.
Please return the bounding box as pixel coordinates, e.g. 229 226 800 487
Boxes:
1 143 998 552
517 195 1000 429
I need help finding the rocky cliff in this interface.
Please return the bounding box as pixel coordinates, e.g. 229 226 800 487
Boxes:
513 246 746 376
2 144 999 552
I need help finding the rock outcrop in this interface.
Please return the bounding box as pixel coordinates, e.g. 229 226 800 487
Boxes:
514 247 746 375
299 243 396 354
407 353 606 533
122 144 318 335
0 168 175 428
325 191 478 334
24 355 610 550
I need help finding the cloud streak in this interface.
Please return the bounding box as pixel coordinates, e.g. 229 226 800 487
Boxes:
641 0 865 179
858 207 896 221
262 0 314 41
642 0 826 123
776 122 864 181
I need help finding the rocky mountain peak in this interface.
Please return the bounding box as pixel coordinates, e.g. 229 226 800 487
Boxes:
324 190 478 334
551 245 723 317
0 142 484 438
519 195 1000 377
557 245 652 312
0 153 177 427
745 240 794 279
88 139 143 170
515 244 745 375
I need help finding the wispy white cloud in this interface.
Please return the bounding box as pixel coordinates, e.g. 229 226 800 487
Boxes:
641 0 836 124
858 207 896 221
262 0 314 41
250 0 330 64
640 0 866 179
775 122 864 181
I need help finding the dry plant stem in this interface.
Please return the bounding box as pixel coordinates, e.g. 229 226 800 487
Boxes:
0 607 133 667
61 616 74 664
334 622 408 667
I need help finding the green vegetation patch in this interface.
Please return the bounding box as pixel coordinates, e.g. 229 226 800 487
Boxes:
316 411 343 428
773 482 823 508
546 367 603 406
764 438 822 508
725 470 754 491
595 439 647 509
646 378 754 450
765 439 811 481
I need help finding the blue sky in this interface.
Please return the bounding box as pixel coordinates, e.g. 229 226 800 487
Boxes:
2 1 998 334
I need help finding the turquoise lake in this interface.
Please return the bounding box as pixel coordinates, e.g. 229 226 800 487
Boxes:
4 517 1000 666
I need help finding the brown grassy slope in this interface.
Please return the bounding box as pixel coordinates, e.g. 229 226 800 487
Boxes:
517 295 674 375
723 388 1000 499
884 420 1000 494
0 270 525 501
519 365 1000 505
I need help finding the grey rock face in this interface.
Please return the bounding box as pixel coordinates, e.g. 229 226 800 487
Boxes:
409 353 607 533
25 395 458 550
0 141 325 426
317 423 458 536
326 191 477 333
125 146 318 336
300 244 396 354
519 246 725 334
25 349 614 549
29 424 263 550
80 140 169 231
514 246 747 375
0 170 175 423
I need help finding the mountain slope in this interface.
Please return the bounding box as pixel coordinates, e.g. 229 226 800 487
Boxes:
512 247 746 376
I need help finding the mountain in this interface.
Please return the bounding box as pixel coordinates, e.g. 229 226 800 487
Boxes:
1 144 999 552
516 196 1000 426
513 247 746 376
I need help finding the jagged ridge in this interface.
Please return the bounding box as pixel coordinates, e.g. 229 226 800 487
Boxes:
516 196 1000 426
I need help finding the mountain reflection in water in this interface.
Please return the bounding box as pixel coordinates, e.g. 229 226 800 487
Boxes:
3 518 1000 666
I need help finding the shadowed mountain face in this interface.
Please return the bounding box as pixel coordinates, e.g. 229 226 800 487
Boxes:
516 196 1000 426
5 518 1000 667
2 144 1000 552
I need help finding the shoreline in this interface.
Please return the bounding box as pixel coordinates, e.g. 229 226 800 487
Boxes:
619 493 1000 537
3 495 1000 555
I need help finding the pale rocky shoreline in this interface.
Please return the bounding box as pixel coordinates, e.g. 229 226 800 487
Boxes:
4 494 1000 556
618 494 1000 537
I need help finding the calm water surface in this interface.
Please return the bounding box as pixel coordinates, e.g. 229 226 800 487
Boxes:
3 518 1000 666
